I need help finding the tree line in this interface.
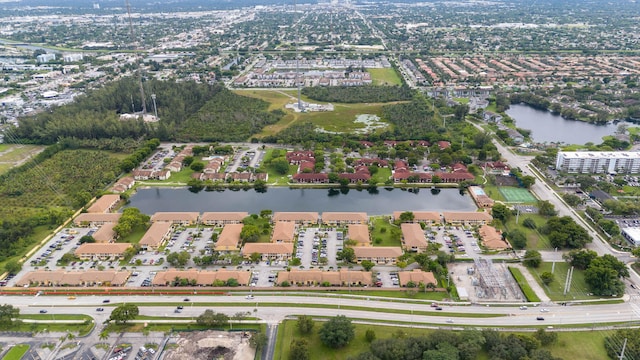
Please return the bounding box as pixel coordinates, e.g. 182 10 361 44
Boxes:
301 85 414 103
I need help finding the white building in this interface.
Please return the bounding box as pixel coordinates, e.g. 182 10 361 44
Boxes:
622 227 640 247
63 53 84 62
555 151 640 174
36 53 56 63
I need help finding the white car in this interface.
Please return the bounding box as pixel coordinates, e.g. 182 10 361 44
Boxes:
246 295 254 299
540 308 550 312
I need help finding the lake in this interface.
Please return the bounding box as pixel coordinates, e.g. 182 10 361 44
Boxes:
127 187 477 215
506 103 629 145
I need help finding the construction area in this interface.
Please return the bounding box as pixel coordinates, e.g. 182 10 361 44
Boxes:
450 259 525 303
163 330 255 360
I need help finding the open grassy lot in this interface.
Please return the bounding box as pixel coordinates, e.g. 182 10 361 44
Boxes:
0 144 46 175
531 261 597 301
368 68 402 86
503 214 551 250
2 344 30 360
370 217 402 247
274 320 609 360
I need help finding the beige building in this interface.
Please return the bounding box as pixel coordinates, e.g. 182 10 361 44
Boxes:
442 211 493 226
479 225 511 250
393 211 441 225
150 212 200 225
277 269 372 286
151 269 251 286
242 243 294 262
139 222 172 250
398 269 437 287
75 243 132 260
272 212 319 225
201 212 248 226
401 223 428 252
353 246 403 265
322 212 368 225
73 213 122 227
271 221 296 243
16 270 130 287
215 224 243 252
92 222 117 243
86 194 121 213
347 224 370 246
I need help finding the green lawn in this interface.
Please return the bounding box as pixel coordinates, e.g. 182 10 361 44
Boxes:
503 215 551 250
530 262 598 301
508 266 541 302
2 344 30 360
370 217 402 247
454 98 470 104
371 167 391 184
118 226 148 245
368 68 402 86
480 183 506 202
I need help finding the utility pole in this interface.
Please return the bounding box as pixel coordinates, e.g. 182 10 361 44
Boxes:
619 338 627 360
563 266 574 296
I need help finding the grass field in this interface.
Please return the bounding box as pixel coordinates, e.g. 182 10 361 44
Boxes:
531 262 597 301
274 320 609 360
498 186 537 203
369 217 402 247
2 344 30 360
0 144 46 175
368 68 402 86
503 215 551 249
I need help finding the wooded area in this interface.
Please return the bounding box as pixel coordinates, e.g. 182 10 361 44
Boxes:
301 85 413 103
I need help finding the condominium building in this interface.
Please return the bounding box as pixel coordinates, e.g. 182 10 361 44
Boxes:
555 151 640 174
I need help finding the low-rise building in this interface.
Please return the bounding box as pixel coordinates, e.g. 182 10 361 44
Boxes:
150 212 200 225
277 269 372 286
442 211 493 226
215 224 243 252
139 222 172 250
622 227 640 247
398 269 437 287
353 246 403 265
74 243 132 260
16 270 130 287
272 212 319 225
468 186 495 209
86 194 121 213
322 212 368 225
201 212 249 226
347 224 370 246
241 243 294 262
151 269 251 286
478 225 510 250
400 223 428 252
271 221 296 243
92 222 117 243
110 177 135 193
393 211 441 225
73 213 122 227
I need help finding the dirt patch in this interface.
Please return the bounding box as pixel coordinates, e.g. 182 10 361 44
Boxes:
164 331 255 360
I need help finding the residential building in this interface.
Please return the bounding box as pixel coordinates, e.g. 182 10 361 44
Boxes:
16 270 130 287
478 225 510 250
150 212 199 225
139 222 172 250
277 269 372 286
271 221 296 243
555 151 640 174
468 186 495 208
398 269 437 287
442 212 493 226
75 243 132 260
393 211 441 225
215 224 243 252
347 224 370 246
622 228 640 247
201 212 248 226
73 213 121 227
241 243 294 262
151 269 251 286
272 212 319 225
110 176 135 193
292 173 329 183
92 222 117 243
353 247 403 265
400 223 428 252
36 53 56 63
322 212 368 225
86 194 120 213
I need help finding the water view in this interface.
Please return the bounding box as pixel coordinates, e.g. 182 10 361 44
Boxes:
506 103 630 145
127 187 477 215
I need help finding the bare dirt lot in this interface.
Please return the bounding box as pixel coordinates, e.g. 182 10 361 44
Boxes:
164 331 255 360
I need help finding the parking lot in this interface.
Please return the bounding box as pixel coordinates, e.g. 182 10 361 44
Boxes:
295 227 343 269
430 226 482 259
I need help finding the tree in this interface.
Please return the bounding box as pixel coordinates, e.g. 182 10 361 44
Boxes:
241 225 261 243
337 247 355 263
271 158 290 175
108 303 139 324
521 175 535 188
523 250 542 268
297 315 314 334
522 218 537 229
360 260 375 271
190 161 204 172
196 310 229 327
534 328 557 346
288 339 309 360
538 201 557 217
562 193 582 207
250 252 261 263
0 304 19 326
507 229 527 249
564 249 597 270
540 272 554 285
319 315 355 348
585 264 625 296
113 207 150 238
365 329 376 343
166 251 190 267
249 331 268 350
398 211 415 223
4 259 22 275
79 235 95 244
491 203 511 223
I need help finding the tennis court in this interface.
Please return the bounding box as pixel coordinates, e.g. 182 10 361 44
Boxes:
498 186 537 203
